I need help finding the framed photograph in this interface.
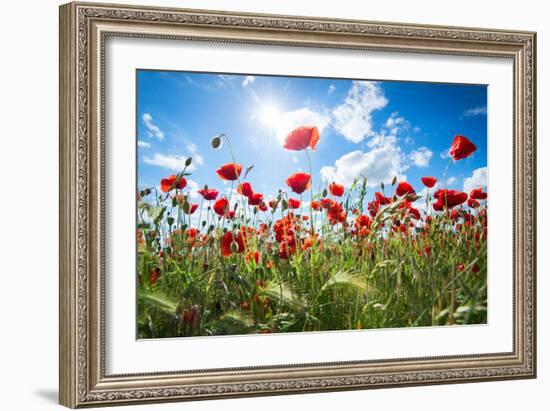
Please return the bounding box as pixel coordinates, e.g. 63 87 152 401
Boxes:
59 2 537 408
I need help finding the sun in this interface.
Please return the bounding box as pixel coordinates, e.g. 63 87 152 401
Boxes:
259 104 281 129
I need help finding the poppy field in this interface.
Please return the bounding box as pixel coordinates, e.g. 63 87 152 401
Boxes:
136 124 487 338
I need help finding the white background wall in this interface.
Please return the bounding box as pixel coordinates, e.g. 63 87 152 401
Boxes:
0 0 546 409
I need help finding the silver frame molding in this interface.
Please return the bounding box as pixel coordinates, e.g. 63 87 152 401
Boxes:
59 2 537 408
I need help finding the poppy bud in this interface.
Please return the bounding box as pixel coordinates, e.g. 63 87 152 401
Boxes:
322 188 328 198
202 220 207 227
185 157 192 167
167 217 174 226
211 135 222 149
144 188 151 195
391 176 397 186
380 182 385 190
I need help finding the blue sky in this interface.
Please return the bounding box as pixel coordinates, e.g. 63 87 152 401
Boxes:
136 70 487 208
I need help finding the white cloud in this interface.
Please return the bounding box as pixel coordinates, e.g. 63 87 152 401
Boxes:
292 156 298 163
242 76 255 87
447 176 457 186
194 154 204 166
142 113 164 140
463 167 487 193
320 135 406 187
142 153 196 172
328 84 336 95
187 179 201 199
275 108 330 145
332 81 388 143
463 106 487 117
440 149 450 159
187 143 197 153
138 141 151 148
409 147 433 167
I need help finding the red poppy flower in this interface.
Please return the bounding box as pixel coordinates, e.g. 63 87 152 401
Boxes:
468 198 480 208
368 200 380 217
320 198 336 209
160 175 187 192
470 187 487 200
421 176 437 188
449 135 477 160
186 228 198 239
186 203 199 214
220 231 245 257
269 199 279 210
329 182 345 197
181 306 200 328
237 182 254 197
248 192 264 206
285 172 311 194
355 215 371 229
278 241 296 259
374 191 392 205
396 181 416 197
245 250 260 265
409 207 421 220
258 201 268 212
216 163 242 181
213 197 229 216
288 198 301 209
433 189 468 209
150 267 161 286
311 200 321 211
198 188 219 201
283 126 320 151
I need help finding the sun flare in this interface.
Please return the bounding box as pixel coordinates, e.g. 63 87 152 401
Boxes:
259 104 281 128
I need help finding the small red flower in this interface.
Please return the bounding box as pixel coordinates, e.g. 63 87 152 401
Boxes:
329 182 345 197
186 203 199 214
449 135 477 160
421 176 437 188
468 198 480 208
285 172 311 194
213 197 230 216
288 198 301 209
396 181 416 197
150 267 162 286
160 175 186 193
269 199 279 210
355 215 371 228
469 187 487 200
258 201 268 212
220 231 245 257
237 182 254 197
409 207 421 220
248 192 264 206
245 250 260 265
374 191 392 205
433 189 468 210
311 200 322 211
181 305 200 328
283 126 320 151
216 163 242 181
456 263 465 272
198 188 219 201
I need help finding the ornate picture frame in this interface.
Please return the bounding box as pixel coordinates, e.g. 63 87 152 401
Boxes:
59 2 536 407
